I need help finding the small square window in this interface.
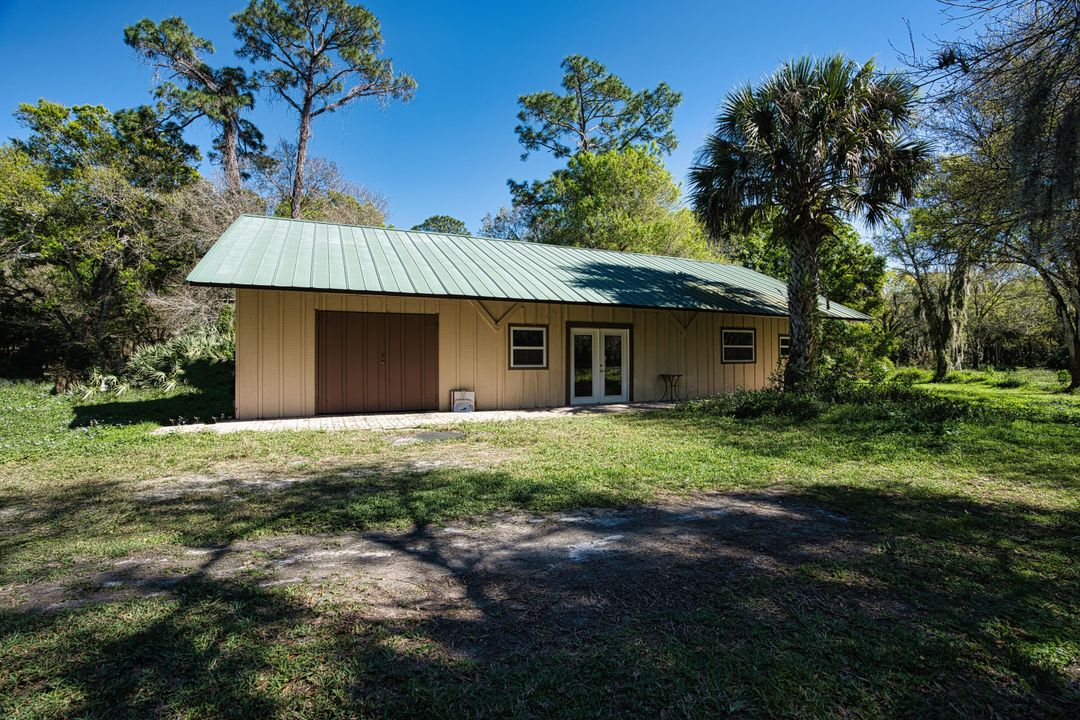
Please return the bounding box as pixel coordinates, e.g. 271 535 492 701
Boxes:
509 325 547 368
722 328 756 363
779 335 791 359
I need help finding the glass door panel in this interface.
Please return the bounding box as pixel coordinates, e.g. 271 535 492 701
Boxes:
572 332 594 399
603 333 623 397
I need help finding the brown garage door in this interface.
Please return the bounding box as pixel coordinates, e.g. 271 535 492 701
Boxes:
316 311 439 414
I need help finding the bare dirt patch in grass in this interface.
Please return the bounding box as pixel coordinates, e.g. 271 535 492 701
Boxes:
1 491 875 657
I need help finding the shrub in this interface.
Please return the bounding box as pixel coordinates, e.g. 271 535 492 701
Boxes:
1056 369 1071 386
681 369 1078 427
680 388 824 420
865 357 894 385
829 380 988 421
941 370 985 384
681 379 993 426
69 317 234 399
126 324 233 392
890 367 931 386
991 371 1027 389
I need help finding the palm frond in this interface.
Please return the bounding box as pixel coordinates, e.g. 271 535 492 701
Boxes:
67 321 235 398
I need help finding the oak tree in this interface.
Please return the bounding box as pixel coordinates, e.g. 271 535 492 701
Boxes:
1 101 200 372
919 0 1080 389
511 146 713 259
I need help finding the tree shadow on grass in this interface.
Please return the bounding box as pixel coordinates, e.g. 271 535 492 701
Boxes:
68 359 233 429
1 456 1078 718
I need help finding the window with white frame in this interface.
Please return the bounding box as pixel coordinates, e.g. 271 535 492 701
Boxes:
509 325 547 368
779 335 791 359
722 328 756 363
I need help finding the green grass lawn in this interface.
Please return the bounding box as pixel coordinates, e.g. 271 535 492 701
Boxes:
1 373 1078 718
923 367 1080 415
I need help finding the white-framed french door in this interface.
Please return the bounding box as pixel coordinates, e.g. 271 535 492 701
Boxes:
569 327 630 404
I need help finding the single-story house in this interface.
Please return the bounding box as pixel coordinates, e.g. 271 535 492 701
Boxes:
187 214 868 420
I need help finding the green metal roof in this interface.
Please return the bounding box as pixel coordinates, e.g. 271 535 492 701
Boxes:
187 214 870 320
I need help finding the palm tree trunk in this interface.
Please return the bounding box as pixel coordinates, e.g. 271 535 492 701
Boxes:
784 229 821 393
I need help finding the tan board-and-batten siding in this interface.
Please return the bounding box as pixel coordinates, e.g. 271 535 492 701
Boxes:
235 288 789 420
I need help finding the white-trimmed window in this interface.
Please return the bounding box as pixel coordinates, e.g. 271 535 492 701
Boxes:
509 325 547 368
722 328 756 363
779 335 791 359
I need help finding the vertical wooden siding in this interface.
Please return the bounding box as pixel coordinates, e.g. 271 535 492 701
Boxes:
234 289 790 419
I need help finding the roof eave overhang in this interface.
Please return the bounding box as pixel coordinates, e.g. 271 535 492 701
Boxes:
189 280 871 322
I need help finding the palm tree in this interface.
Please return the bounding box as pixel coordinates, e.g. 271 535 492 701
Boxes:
689 55 930 392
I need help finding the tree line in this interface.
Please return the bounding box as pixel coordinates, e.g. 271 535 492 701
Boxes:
0 0 1076 395
881 0 1080 388
0 0 415 378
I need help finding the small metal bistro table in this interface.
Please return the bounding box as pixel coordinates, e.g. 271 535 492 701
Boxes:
659 373 683 402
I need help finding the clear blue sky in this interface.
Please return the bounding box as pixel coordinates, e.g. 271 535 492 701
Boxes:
0 0 957 231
